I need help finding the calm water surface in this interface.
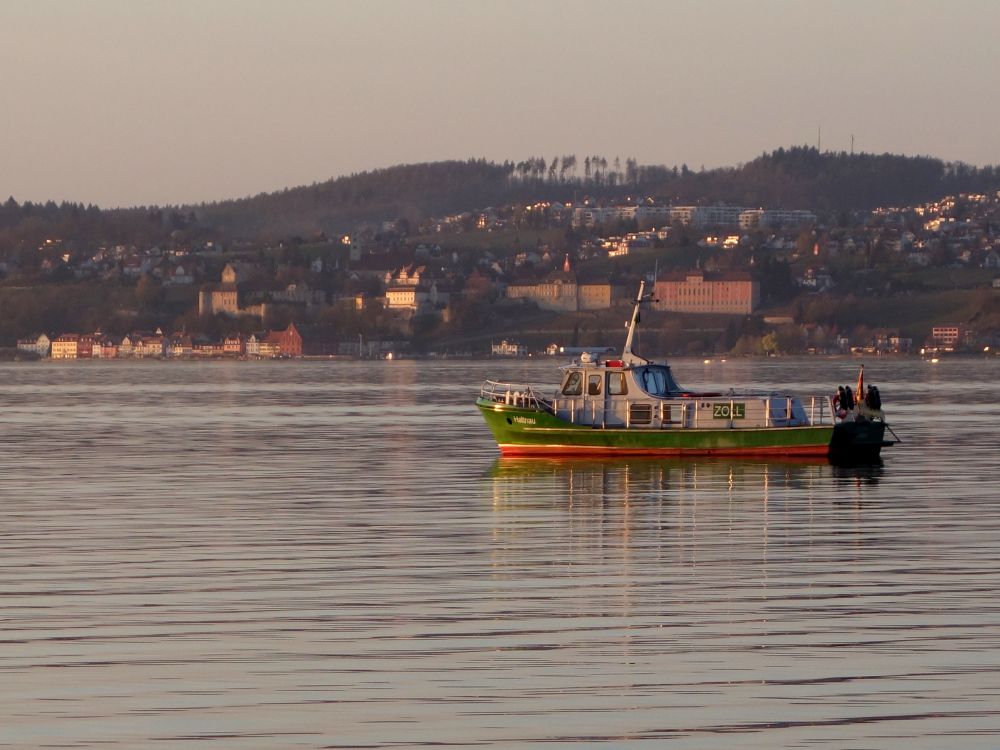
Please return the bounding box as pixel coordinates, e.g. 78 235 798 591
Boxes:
1 357 998 749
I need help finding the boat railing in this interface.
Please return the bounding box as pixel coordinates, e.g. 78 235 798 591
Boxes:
480 380 553 411
485 383 839 428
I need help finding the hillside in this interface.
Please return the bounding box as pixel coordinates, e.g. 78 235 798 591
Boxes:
191 148 1000 239
3 148 1000 251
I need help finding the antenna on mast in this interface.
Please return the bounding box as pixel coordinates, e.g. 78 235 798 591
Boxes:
817 124 822 152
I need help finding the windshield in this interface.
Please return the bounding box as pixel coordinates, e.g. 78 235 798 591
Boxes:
561 371 583 396
634 365 681 397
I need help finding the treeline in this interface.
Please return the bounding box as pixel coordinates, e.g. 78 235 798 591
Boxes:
195 159 517 240
182 148 1000 238
3 147 1000 253
0 197 215 264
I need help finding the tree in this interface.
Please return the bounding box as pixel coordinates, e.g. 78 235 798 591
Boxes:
135 273 163 310
625 158 638 187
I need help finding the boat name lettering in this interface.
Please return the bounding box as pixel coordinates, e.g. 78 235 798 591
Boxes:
712 402 746 419
513 416 536 425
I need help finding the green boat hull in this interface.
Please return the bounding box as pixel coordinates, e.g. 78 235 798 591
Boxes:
477 399 887 459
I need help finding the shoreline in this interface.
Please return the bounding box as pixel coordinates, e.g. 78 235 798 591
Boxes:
8 351 996 363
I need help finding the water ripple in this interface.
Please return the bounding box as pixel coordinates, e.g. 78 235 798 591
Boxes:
0 358 998 748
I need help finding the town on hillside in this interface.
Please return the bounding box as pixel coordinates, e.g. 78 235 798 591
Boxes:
4 189 1000 359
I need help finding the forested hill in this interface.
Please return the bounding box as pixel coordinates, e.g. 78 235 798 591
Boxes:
191 148 1000 239
3 148 1000 250
195 159 518 239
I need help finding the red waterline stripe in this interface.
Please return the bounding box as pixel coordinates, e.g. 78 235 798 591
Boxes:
498 444 830 457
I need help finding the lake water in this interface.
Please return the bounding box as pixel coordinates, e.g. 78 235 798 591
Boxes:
1 357 998 749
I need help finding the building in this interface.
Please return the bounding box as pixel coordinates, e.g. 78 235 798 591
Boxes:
261 323 303 357
506 275 579 311
169 334 193 357
198 263 240 316
223 335 246 356
506 272 614 313
634 205 670 225
578 283 612 310
670 205 743 228
761 209 816 229
193 341 226 357
167 264 194 285
491 340 527 356
571 204 671 229
16 333 51 357
506 256 613 313
77 334 96 358
118 335 136 357
931 325 963 349
739 209 764 230
653 270 759 314
385 286 421 310
136 336 166 358
384 264 426 287
385 281 449 313
97 338 119 359
51 334 80 359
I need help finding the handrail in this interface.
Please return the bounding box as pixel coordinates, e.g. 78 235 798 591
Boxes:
484 381 852 428
480 380 553 411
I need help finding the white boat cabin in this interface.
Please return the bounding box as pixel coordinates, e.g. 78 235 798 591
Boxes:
552 358 817 430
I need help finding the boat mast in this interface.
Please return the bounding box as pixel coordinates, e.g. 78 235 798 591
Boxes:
621 281 650 366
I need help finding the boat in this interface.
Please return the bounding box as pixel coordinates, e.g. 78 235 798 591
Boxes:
491 340 528 357
476 281 896 462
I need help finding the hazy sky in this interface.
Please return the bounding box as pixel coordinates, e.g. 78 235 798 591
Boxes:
3 0 1000 208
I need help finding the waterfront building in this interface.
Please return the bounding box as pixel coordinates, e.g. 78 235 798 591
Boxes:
262 323 303 357
98 338 119 359
223 335 246 356
492 340 527 356
77 334 96 358
136 336 166 358
16 333 51 357
51 334 80 359
246 333 261 357
169 334 193 358
931 325 963 349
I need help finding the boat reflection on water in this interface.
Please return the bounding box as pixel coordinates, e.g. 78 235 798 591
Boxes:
486 456 885 569
488 455 883 512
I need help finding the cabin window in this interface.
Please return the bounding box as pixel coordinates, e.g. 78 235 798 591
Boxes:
637 366 670 396
562 371 583 396
587 374 602 396
629 403 652 425
607 372 628 395
653 369 666 395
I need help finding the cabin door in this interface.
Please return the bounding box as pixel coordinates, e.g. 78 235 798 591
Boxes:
604 371 628 427
586 373 604 427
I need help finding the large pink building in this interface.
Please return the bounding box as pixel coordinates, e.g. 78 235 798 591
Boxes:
653 270 759 314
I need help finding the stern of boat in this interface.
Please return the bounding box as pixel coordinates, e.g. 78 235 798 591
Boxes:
829 419 893 463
